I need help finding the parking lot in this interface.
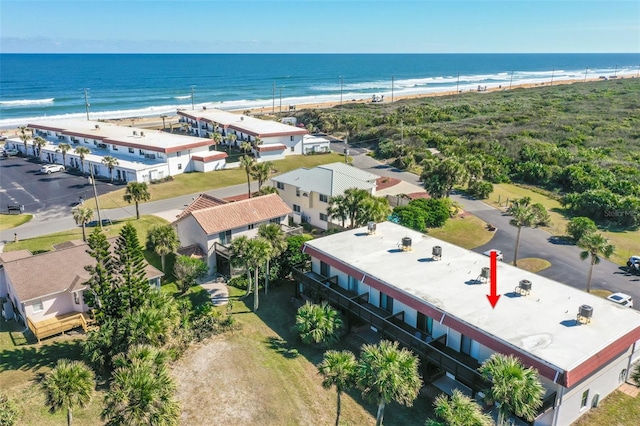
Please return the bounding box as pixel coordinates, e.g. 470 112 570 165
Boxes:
0 156 119 217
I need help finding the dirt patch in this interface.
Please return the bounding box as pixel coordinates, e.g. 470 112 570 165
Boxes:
376 176 401 191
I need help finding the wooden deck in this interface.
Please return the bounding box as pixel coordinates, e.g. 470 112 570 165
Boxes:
27 312 95 343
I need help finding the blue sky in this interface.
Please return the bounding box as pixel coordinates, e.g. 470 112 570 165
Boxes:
1 0 639 53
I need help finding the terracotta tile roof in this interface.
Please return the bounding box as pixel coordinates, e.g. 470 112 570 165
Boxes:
183 193 292 235
175 193 228 221
2 241 163 303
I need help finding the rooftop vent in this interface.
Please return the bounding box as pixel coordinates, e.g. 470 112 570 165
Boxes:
140 131 145 137
401 237 412 252
133 130 138 136
516 279 532 296
367 221 377 235
240 116 244 121
479 267 490 282
95 124 100 129
432 245 442 260
577 305 593 324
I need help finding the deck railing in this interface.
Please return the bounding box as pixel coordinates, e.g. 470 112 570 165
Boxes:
27 312 93 343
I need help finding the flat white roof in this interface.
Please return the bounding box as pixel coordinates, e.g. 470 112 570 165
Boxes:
28 119 211 153
179 108 307 138
305 221 640 372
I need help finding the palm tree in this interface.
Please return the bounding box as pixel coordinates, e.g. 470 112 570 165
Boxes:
209 131 222 150
343 188 370 229
251 161 274 191
34 136 47 161
318 350 358 426
255 185 279 196
507 198 549 267
58 143 72 167
246 237 272 311
258 223 287 294
147 224 180 273
74 146 91 175
102 354 179 426
239 155 256 199
426 389 494 426
327 195 348 229
577 232 615 293
18 126 30 156
73 207 94 242
357 340 422 426
358 196 391 227
479 354 544 426
123 182 151 220
240 141 252 155
101 156 119 183
41 359 95 426
230 235 253 293
226 133 237 152
295 302 343 345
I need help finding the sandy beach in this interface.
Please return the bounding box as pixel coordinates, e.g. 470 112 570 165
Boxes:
0 76 629 137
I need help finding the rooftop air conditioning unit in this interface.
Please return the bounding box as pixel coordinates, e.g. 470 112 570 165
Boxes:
479 267 490 282
401 237 412 252
367 221 377 235
577 305 593 324
432 246 442 260
240 116 244 121
141 131 145 137
516 279 532 296
95 124 100 129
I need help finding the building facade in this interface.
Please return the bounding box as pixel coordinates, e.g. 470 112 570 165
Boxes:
295 221 640 425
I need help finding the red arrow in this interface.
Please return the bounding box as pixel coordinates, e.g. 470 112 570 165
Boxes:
486 250 501 308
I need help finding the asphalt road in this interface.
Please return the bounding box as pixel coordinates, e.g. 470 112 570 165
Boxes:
0 156 117 220
350 151 640 308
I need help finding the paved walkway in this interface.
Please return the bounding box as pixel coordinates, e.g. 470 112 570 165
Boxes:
198 279 230 306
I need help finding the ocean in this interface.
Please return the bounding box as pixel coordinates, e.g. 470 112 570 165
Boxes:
1 53 639 129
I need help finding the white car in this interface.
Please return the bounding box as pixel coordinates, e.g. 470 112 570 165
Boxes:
40 164 65 174
483 249 503 261
606 292 634 308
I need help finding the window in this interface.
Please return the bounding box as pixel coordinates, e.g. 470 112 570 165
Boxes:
139 149 145 156
93 140 98 146
177 163 182 170
348 276 359 294
319 194 329 203
129 147 134 154
248 224 255 230
293 204 301 213
74 292 80 305
270 217 282 224
177 151 182 157
380 293 393 313
290 136 294 141
320 261 330 277
296 189 301 197
319 213 328 221
290 147 294 152
112 145 118 151
417 312 433 335
581 390 589 409
461 335 472 355
32 300 43 313
219 230 232 245
276 182 285 190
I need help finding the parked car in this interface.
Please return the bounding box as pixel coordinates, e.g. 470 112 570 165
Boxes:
606 292 634 308
483 249 503 261
40 164 65 174
627 256 640 275
3 148 19 157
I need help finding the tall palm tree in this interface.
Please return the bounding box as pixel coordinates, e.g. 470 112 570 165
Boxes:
240 141 252 155
507 198 549 267
73 206 94 242
209 131 222 150
318 350 358 426
295 302 343 345
147 224 180 273
343 188 370 229
123 182 151 220
58 142 72 167
357 340 422 426
34 136 47 161
41 359 95 426
230 235 253 293
327 195 348 229
255 185 279 196
258 223 287 294
245 237 272 311
427 389 494 426
74 146 91 175
101 156 119 183
239 155 256 199
479 354 544 426
358 196 391 227
577 232 615 293
18 126 30 156
226 133 237 152
251 161 274 191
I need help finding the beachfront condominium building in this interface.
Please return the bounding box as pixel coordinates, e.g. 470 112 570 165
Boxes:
177 108 315 160
10 119 227 183
270 162 378 230
294 221 640 426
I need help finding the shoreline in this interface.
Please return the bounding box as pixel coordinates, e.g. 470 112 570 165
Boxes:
0 76 633 136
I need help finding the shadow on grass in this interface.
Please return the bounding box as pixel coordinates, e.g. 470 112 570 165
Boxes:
265 336 300 359
0 339 83 373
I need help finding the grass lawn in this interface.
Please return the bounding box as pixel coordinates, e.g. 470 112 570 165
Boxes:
428 214 494 249
516 258 552 273
487 183 639 266
573 390 640 426
3 215 169 254
93 153 344 210
0 214 33 231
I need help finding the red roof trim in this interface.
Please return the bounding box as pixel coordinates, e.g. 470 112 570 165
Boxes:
256 144 287 152
28 124 66 132
192 152 228 162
